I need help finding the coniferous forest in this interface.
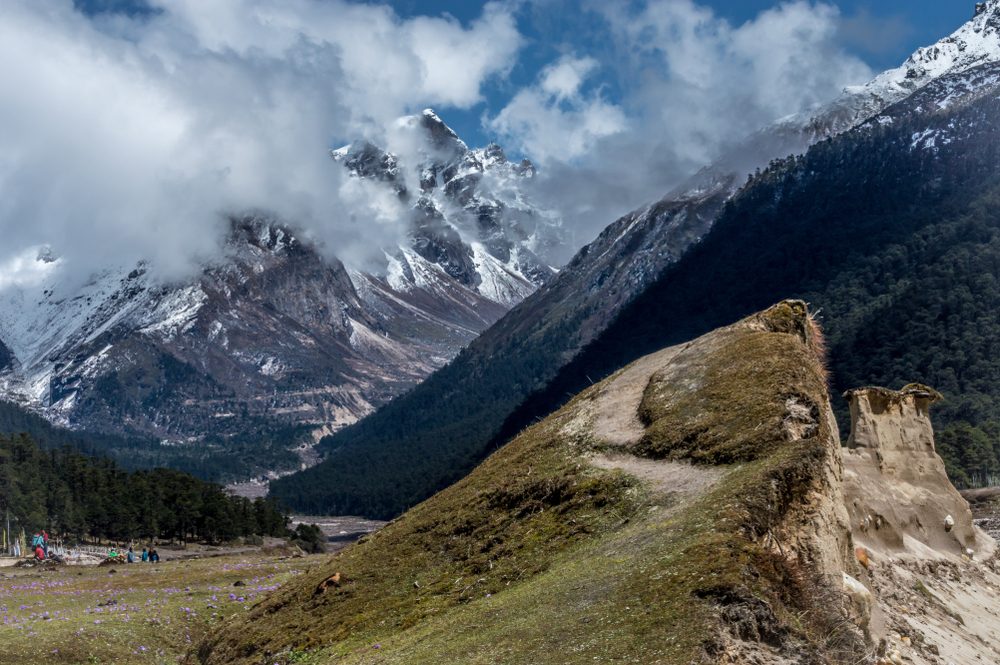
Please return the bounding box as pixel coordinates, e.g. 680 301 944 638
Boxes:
0 432 288 543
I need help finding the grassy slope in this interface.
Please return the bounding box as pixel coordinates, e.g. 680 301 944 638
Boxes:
196 302 862 665
0 551 312 665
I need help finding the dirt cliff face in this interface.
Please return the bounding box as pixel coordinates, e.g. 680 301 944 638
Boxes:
842 385 1000 664
843 385 980 555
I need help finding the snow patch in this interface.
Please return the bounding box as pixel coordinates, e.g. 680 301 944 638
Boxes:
138 286 207 340
470 243 535 307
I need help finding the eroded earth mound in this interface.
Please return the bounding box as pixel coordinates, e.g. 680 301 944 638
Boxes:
194 301 999 664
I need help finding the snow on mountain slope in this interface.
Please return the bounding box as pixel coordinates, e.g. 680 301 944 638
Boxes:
0 111 552 458
334 109 561 306
791 0 1000 141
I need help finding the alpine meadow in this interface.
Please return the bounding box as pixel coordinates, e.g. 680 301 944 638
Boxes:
2 1 1000 664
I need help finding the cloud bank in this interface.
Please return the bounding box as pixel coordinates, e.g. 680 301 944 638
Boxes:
0 0 521 288
0 0 880 290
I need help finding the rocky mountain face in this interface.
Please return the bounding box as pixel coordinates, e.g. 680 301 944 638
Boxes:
335 109 561 305
842 386 1000 664
199 302 1000 664
274 3 1000 517
0 113 559 476
0 339 12 373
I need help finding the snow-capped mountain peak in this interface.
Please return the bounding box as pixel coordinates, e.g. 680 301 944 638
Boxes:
332 110 561 307
860 0 1000 99
0 115 560 457
796 1 1000 139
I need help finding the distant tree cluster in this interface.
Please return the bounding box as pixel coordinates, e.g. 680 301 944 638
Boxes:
0 433 288 543
0 400 303 484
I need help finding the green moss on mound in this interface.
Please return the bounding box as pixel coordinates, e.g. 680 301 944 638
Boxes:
195 303 862 665
636 329 827 464
196 404 643 663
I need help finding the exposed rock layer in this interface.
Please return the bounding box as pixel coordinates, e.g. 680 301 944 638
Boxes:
842 384 999 664
844 385 980 556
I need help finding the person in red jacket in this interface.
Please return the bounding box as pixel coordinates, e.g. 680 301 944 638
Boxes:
34 545 44 561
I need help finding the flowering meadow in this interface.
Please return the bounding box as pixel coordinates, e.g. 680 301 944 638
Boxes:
0 553 314 664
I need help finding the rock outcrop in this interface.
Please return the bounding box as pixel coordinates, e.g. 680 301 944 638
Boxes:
842 385 1000 664
843 385 981 556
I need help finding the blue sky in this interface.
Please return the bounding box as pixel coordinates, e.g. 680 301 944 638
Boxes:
7 0 986 284
73 0 975 147
372 0 973 145
369 1 971 145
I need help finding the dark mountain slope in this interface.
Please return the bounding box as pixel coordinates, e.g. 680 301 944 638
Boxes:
0 398 299 483
274 61 1000 517
511 62 1000 487
0 339 11 372
0 399 153 458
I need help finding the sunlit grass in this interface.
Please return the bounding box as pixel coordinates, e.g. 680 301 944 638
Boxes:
0 551 319 664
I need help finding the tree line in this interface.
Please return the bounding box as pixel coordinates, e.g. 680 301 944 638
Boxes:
0 433 288 543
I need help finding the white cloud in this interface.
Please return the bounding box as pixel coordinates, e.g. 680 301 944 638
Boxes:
490 55 627 163
0 248 59 292
0 0 522 289
540 56 598 101
491 0 874 248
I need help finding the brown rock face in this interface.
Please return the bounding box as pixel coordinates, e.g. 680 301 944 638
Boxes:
841 387 1000 664
842 385 980 556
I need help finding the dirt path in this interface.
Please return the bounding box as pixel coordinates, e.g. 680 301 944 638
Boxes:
591 345 685 447
586 343 725 499
589 453 725 496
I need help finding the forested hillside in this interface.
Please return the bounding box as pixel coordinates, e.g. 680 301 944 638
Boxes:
0 432 288 542
274 62 1000 518
0 400 300 483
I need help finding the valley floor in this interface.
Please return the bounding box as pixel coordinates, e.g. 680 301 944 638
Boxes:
0 547 328 664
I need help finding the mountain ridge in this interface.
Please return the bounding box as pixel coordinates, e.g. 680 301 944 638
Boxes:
0 115 557 480
273 6 1000 517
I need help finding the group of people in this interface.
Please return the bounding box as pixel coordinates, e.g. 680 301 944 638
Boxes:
107 545 160 563
24 531 166 564
31 530 49 561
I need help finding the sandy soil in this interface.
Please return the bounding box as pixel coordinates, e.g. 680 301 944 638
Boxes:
591 345 685 447
584 344 725 502
589 453 724 497
862 549 1000 665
